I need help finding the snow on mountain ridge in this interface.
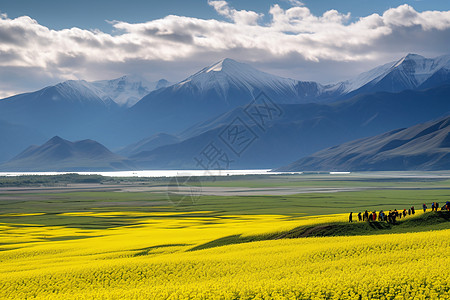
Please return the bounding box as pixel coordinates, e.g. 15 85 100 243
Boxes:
328 53 450 94
50 80 115 106
397 54 450 86
92 75 172 107
178 58 305 98
330 61 395 94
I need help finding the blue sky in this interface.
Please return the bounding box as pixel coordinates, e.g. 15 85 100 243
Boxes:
2 0 449 31
0 0 449 97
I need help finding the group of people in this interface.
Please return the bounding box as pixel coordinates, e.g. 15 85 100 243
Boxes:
424 201 449 212
348 201 450 224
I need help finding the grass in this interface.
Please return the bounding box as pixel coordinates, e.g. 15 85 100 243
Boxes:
1 188 450 226
3 172 450 187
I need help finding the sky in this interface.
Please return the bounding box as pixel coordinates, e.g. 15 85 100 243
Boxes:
0 0 449 97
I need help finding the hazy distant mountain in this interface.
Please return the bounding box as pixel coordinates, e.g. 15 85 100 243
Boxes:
0 80 119 140
118 133 180 157
277 115 450 172
0 120 47 163
0 136 134 171
130 84 450 169
92 75 171 107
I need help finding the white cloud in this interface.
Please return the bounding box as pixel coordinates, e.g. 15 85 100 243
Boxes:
0 2 449 96
207 0 263 25
286 0 304 7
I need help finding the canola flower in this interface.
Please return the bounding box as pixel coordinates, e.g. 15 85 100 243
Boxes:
0 211 449 299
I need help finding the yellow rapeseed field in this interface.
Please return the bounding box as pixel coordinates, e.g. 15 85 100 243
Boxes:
1 211 449 299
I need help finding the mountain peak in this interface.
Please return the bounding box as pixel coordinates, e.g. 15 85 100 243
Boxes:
179 58 298 93
194 58 250 76
204 58 240 73
404 53 424 60
45 135 73 147
337 53 450 94
91 75 170 107
392 53 425 68
48 135 65 143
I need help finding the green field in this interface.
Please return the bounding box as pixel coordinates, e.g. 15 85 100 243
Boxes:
1 173 450 226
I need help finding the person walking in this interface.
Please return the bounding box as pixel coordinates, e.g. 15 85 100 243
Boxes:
349 212 353 223
432 202 435 211
423 203 427 212
411 206 415 215
358 212 362 222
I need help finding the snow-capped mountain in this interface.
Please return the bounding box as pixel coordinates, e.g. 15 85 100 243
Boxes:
92 75 171 107
0 80 117 109
47 80 117 107
178 58 297 98
129 58 335 134
330 54 450 95
173 58 326 103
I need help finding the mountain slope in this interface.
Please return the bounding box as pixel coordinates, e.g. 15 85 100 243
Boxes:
130 85 450 169
118 133 180 157
277 115 450 172
0 136 134 171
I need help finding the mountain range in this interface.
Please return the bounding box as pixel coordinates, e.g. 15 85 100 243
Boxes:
128 84 450 169
1 53 450 171
277 115 450 172
0 136 133 172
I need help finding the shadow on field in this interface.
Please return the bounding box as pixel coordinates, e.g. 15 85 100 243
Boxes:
189 211 450 252
133 243 190 256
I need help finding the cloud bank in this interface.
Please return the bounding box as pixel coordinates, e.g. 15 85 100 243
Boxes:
0 2 449 96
